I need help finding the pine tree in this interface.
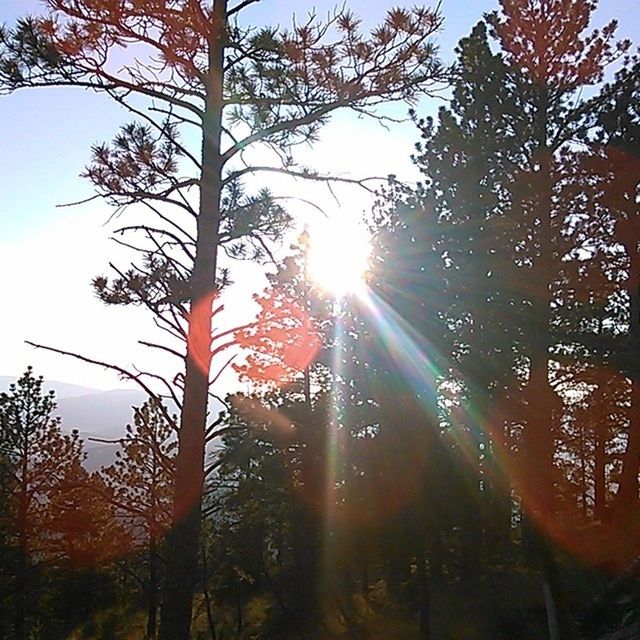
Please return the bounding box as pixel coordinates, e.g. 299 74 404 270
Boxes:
379 1 631 636
594 60 640 517
101 398 176 640
42 461 129 631
0 368 85 640
1 4 446 634
486 0 630 532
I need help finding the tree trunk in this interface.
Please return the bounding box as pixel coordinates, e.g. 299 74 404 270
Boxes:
360 547 369 595
15 519 26 640
290 502 321 623
537 534 579 640
524 98 557 529
543 578 560 640
428 531 444 585
617 267 640 513
200 535 218 640
15 454 28 640
594 417 607 521
158 3 227 638
416 543 430 640
618 387 640 505
236 598 243 634
579 420 589 518
523 88 579 640
147 537 158 640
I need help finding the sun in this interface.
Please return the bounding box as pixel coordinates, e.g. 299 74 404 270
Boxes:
306 216 371 297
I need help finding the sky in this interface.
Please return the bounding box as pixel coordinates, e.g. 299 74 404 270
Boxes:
1 0 638 390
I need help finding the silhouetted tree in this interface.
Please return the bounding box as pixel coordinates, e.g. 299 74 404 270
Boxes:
0 4 446 635
375 1 632 637
594 61 640 517
102 398 176 640
42 460 129 633
0 368 85 640
486 0 629 538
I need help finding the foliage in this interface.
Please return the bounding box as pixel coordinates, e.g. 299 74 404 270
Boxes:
1 1 639 639
102 398 175 542
0 368 127 639
0 368 85 557
1 4 447 634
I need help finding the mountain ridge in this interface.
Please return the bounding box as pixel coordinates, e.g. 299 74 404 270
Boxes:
1 376 152 470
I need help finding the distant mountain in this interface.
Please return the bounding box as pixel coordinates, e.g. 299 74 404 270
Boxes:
56 389 147 436
0 376 207 471
1 377 152 470
0 376 103 400
57 389 150 471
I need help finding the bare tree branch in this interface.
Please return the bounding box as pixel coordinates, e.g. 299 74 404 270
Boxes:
25 341 177 431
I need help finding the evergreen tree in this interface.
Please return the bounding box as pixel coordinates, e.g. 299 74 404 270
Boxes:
376 1 632 636
0 368 85 640
1 5 446 634
42 461 129 635
594 60 640 517
101 398 176 640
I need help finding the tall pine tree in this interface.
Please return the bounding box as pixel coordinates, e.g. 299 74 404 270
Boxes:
0 3 446 635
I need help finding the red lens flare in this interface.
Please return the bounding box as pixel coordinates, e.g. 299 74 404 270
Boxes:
186 290 218 377
234 290 321 389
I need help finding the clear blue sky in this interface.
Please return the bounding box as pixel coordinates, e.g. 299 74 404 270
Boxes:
0 0 637 389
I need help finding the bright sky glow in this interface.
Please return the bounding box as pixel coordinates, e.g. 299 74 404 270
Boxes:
307 216 371 297
0 0 636 388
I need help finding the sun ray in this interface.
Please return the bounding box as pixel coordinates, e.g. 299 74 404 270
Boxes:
356 287 442 406
319 302 346 597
